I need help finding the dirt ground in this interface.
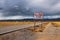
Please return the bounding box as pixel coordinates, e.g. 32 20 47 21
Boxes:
0 23 60 40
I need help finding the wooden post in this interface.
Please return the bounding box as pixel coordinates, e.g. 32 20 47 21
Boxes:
40 19 43 32
39 12 44 32
34 19 36 30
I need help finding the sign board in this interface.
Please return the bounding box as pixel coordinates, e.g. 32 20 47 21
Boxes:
34 12 44 19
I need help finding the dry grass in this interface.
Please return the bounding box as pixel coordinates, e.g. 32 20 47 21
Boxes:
0 21 34 27
52 22 60 25
51 22 60 27
0 21 60 27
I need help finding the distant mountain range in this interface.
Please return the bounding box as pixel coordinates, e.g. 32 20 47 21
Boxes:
0 18 60 22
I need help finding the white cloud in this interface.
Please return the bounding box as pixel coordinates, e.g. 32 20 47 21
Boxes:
27 0 60 13
51 2 60 12
0 16 33 20
44 15 60 19
0 15 60 20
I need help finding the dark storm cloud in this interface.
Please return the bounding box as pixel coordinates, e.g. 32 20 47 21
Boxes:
3 0 60 16
0 0 60 19
2 0 34 16
3 7 34 16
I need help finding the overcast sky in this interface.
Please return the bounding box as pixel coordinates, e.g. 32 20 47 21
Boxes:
0 0 60 20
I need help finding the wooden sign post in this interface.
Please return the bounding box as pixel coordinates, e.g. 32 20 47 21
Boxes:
34 12 39 30
34 12 44 32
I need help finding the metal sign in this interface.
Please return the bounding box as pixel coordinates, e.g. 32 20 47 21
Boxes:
34 12 44 19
